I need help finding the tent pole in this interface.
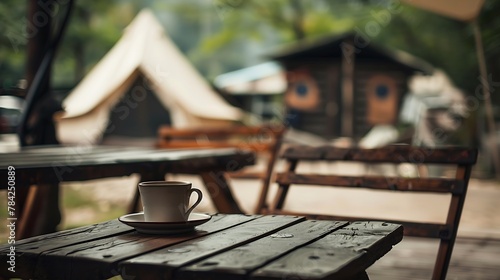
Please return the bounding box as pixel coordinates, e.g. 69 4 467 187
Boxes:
472 18 500 178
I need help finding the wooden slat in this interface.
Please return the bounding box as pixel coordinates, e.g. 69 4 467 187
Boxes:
251 221 403 280
119 215 305 280
0 147 251 172
275 173 465 194
177 220 348 280
0 219 133 279
0 146 144 164
227 170 266 180
34 214 257 280
157 141 273 152
158 125 285 138
270 210 450 239
282 145 478 164
0 148 255 187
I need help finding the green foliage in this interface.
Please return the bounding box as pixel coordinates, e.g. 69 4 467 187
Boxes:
0 0 499 107
0 1 140 89
0 1 28 88
372 5 477 91
54 0 136 85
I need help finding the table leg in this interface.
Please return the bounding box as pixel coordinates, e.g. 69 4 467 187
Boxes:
200 171 243 214
17 184 61 239
127 171 166 214
127 188 142 214
352 271 370 280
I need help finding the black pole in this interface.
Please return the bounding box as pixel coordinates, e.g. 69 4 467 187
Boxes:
18 0 74 146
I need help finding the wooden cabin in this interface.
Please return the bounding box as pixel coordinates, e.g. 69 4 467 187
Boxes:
269 33 434 140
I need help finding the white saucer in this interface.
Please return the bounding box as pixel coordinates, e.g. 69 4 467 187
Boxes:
118 212 212 234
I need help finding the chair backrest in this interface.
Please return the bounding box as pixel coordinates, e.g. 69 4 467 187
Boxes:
157 124 286 214
269 144 477 280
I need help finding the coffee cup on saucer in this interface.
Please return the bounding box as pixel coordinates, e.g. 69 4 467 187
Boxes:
138 181 203 222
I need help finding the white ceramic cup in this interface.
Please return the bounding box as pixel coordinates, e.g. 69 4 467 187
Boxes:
138 181 203 222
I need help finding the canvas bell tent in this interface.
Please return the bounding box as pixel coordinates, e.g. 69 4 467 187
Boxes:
55 9 245 144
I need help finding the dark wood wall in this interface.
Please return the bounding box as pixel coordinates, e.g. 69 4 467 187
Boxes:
283 59 413 140
283 60 341 138
285 58 412 140
353 61 411 138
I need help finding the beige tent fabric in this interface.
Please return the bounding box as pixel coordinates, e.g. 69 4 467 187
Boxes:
401 0 484 21
56 9 244 144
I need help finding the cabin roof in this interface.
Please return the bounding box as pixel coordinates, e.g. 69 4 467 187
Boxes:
267 32 434 75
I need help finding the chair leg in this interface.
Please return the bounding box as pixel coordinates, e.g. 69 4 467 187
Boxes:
353 271 370 280
17 184 61 239
254 180 270 214
432 240 451 280
127 189 141 214
270 184 290 211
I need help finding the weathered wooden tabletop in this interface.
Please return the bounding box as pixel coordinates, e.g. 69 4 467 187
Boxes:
0 214 403 280
0 145 255 238
0 145 254 186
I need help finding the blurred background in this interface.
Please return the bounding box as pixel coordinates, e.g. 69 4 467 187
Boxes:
2 0 500 164
1 0 500 240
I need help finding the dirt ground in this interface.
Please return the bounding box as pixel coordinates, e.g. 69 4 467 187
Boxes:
2 133 499 240
60 171 500 240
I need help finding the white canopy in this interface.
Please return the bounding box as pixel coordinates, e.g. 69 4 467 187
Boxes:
401 0 484 21
56 9 244 144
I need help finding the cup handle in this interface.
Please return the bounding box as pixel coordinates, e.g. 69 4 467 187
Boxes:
185 188 203 218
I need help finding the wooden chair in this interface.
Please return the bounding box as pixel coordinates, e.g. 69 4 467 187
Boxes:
156 124 286 214
269 144 477 280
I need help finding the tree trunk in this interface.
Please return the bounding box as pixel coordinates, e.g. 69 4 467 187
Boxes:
26 0 52 98
290 0 306 40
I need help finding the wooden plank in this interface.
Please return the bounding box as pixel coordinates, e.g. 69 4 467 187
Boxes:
177 220 348 280
158 125 285 138
0 148 255 188
281 145 478 164
0 147 251 171
275 173 465 194
34 214 257 280
325 147 477 165
0 146 141 164
270 209 449 239
119 215 305 280
280 146 327 160
0 219 133 280
251 221 403 280
157 141 273 152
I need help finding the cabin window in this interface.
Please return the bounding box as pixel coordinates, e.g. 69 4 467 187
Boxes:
285 68 320 111
366 74 398 125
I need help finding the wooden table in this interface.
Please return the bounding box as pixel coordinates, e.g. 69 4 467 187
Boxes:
0 145 255 238
0 214 403 280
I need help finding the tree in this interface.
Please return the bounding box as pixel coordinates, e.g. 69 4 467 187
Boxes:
0 1 141 92
0 1 28 90
54 0 138 86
